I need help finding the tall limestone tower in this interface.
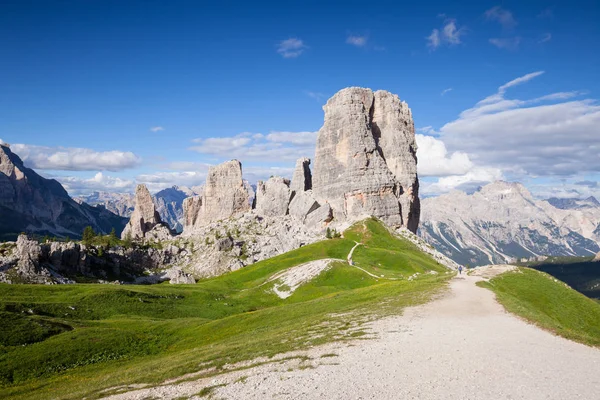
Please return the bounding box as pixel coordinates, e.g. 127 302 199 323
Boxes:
312 87 420 232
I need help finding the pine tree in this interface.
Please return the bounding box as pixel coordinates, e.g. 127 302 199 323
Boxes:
82 226 96 246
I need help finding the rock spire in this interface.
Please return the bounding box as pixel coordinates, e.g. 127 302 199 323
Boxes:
312 87 420 232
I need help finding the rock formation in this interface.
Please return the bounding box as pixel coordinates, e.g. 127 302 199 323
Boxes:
290 157 312 192
594 251 600 262
312 87 419 232
183 160 250 231
254 177 292 217
121 184 172 241
0 144 127 240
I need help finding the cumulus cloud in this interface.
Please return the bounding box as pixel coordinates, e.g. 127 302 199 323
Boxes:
489 37 521 50
56 172 136 195
10 144 141 171
0 138 7 146
485 6 517 29
421 167 504 196
190 131 317 162
427 19 466 50
416 134 473 177
150 126 164 132
277 38 307 58
346 35 367 47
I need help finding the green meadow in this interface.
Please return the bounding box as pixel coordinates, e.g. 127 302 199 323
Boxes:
0 218 451 400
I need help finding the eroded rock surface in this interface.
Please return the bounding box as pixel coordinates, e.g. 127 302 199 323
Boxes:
290 157 312 193
312 87 419 232
184 160 250 231
121 184 168 240
254 177 291 217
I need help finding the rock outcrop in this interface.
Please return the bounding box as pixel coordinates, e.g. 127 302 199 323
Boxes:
121 184 171 240
312 87 419 232
183 160 250 231
594 251 600 262
0 144 127 240
290 157 312 192
254 177 292 217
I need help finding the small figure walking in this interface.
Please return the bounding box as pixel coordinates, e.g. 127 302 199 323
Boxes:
458 266 463 275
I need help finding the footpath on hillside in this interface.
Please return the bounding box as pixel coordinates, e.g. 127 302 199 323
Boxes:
108 267 600 400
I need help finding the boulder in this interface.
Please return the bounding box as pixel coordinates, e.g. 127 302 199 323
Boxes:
288 190 320 222
254 176 291 217
312 87 420 232
290 157 312 193
168 268 196 284
16 234 41 275
183 160 250 230
121 184 166 240
304 203 333 229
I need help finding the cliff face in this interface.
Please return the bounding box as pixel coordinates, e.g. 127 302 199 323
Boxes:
183 160 250 231
0 144 127 240
312 88 420 232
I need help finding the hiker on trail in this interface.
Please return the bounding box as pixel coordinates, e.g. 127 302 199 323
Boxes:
458 266 463 275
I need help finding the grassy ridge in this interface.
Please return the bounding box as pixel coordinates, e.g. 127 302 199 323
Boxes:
478 268 600 347
0 218 452 400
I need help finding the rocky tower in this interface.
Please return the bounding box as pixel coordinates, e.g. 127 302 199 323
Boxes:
312 87 420 232
290 157 312 192
121 184 163 240
183 160 250 230
254 177 292 217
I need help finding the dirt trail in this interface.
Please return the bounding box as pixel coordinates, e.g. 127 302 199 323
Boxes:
107 267 600 400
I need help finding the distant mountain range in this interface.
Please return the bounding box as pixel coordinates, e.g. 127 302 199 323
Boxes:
0 144 127 240
419 181 600 266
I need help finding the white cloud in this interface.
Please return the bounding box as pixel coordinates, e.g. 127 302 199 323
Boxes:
57 172 136 195
346 35 367 47
539 33 552 43
484 6 517 29
416 134 473 177
426 29 441 49
442 20 464 44
437 71 600 177
150 126 164 132
421 167 504 195
190 131 317 162
277 38 307 58
489 37 521 50
441 88 453 96
427 19 466 50
0 138 7 146
11 144 141 171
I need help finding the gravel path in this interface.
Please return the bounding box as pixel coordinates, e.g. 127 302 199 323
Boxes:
107 267 600 400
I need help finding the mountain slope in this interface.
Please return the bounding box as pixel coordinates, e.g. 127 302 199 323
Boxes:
0 218 451 399
419 181 600 266
0 144 127 240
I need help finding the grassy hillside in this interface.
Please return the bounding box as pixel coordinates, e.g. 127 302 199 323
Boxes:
0 218 451 400
517 257 600 299
478 268 600 347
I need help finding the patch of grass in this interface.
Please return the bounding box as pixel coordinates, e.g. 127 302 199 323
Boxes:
478 267 600 347
197 383 227 397
0 218 450 400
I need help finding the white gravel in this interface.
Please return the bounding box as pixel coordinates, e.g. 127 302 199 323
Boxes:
268 259 341 299
106 271 600 400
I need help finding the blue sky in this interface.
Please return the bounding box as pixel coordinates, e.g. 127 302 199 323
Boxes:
1 0 599 198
